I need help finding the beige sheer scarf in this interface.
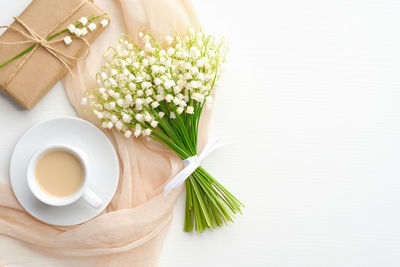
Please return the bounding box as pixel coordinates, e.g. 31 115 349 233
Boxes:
0 0 204 266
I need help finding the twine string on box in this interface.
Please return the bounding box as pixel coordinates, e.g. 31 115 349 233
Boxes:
0 0 91 88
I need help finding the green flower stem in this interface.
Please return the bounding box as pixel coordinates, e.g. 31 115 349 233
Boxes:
150 107 243 232
149 128 190 159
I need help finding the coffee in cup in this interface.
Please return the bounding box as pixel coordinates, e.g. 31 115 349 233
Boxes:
27 144 103 208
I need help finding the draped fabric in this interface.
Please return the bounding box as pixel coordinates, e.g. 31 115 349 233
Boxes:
0 0 205 266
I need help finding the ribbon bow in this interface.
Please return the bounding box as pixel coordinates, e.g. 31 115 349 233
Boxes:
164 137 229 196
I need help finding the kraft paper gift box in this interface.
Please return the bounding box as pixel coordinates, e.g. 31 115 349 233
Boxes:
0 0 107 109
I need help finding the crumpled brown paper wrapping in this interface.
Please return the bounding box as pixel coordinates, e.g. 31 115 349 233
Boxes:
0 0 106 109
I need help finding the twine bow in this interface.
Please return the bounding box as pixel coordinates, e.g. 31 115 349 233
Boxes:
0 17 89 76
0 17 91 79
0 0 91 88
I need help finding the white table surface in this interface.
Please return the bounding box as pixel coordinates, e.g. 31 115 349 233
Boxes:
2 0 400 266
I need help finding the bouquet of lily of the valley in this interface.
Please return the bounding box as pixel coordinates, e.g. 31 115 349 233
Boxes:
83 28 243 233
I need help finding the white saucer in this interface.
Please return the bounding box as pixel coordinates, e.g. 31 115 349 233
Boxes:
10 117 119 226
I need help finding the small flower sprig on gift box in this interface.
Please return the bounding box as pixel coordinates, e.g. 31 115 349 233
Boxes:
83 28 243 233
0 15 110 68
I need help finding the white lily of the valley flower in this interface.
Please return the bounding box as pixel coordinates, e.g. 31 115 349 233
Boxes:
165 36 173 44
106 121 113 129
186 106 194 114
165 94 173 102
124 130 132 137
88 23 96 31
144 113 152 122
115 121 123 130
143 128 152 136
68 24 76 33
150 120 158 128
176 107 184 114
81 27 88 36
79 17 88 25
100 19 109 28
63 36 72 46
122 114 132 123
74 28 82 37
135 113 144 122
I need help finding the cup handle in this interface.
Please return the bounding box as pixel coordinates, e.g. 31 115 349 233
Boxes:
83 188 103 209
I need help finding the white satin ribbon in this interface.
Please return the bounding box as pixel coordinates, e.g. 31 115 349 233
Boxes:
164 137 228 196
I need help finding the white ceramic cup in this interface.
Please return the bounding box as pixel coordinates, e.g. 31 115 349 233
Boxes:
27 144 103 209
